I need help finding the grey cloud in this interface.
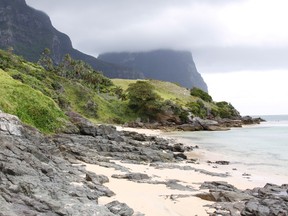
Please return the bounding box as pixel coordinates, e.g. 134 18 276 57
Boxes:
26 0 288 73
27 0 226 52
193 46 288 73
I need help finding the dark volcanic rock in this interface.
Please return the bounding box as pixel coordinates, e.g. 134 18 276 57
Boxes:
105 201 134 216
165 179 195 192
241 116 266 125
196 181 288 216
111 171 195 192
53 114 188 163
1 109 197 215
194 117 224 131
241 183 288 216
126 116 254 132
86 171 109 184
0 111 118 215
169 143 185 152
215 161 230 165
176 123 204 131
112 173 150 181
217 119 243 128
200 181 238 191
173 152 188 160
151 163 229 177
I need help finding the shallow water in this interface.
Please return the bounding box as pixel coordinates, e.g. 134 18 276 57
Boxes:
168 115 288 178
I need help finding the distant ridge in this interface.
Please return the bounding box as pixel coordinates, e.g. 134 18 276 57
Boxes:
98 50 208 91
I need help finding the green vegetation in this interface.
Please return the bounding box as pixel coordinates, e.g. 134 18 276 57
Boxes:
214 101 240 119
113 78 240 121
186 100 207 119
38 48 54 71
126 81 162 119
113 79 192 104
0 69 65 133
0 48 240 133
190 87 212 102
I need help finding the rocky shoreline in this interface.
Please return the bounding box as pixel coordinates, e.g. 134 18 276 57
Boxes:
0 110 287 216
124 116 265 132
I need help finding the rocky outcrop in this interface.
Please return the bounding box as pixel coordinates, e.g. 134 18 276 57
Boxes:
105 201 134 216
111 173 150 181
196 181 288 216
52 126 195 164
0 111 128 215
241 116 266 125
0 111 23 136
126 115 265 132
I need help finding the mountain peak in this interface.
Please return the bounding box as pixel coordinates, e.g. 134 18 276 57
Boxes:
98 49 208 92
0 0 27 7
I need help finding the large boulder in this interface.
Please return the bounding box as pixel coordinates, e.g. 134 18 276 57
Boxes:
177 122 203 131
105 201 134 216
193 117 223 131
0 111 23 136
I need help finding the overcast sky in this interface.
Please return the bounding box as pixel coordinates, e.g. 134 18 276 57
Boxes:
26 0 288 115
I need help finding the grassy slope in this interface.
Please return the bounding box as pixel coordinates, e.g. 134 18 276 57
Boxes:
0 69 65 133
112 79 216 108
61 80 132 124
112 79 192 102
0 50 136 131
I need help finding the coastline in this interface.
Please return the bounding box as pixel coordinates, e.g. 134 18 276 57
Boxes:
118 125 288 187
1 111 287 216
84 126 288 215
164 130 288 187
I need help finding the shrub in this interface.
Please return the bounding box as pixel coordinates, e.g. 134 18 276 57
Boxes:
126 81 162 120
186 100 207 118
215 101 240 118
37 48 54 71
161 100 189 123
190 87 212 102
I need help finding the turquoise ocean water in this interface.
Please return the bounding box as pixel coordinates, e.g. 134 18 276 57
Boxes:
169 115 288 178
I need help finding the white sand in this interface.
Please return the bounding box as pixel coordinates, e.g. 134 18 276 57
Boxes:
84 162 213 216
116 125 163 136
83 126 288 216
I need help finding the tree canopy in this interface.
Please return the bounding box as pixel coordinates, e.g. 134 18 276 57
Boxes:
126 81 162 119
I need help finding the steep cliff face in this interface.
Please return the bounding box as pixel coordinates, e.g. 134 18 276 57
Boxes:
98 50 208 91
0 0 62 62
0 0 143 78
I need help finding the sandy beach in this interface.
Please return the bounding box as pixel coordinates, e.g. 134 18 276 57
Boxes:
83 126 287 216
